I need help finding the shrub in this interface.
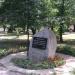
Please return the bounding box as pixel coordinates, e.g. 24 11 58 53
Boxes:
57 45 75 56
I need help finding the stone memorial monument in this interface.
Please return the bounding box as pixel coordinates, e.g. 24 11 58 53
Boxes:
29 27 57 62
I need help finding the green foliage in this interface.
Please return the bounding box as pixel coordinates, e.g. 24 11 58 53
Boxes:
57 45 75 56
0 0 58 30
0 39 27 58
0 48 7 57
0 0 38 30
37 0 57 27
0 47 27 58
12 58 65 70
0 0 75 38
52 0 75 42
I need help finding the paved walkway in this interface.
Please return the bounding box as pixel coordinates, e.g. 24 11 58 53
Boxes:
0 52 75 75
63 32 75 40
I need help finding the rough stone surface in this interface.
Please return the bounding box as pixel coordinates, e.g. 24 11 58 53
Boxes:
0 63 7 70
29 27 57 62
8 70 25 75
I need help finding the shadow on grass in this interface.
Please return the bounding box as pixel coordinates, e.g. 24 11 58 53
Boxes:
57 39 75 56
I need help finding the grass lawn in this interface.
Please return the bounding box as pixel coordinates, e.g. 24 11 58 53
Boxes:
57 33 75 56
0 34 31 58
0 40 27 58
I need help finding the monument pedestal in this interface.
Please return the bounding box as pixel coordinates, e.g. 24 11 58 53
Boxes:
29 28 57 62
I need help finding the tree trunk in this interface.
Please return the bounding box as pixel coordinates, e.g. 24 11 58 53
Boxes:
51 25 53 30
31 27 36 35
59 0 64 43
27 25 29 57
73 25 75 32
3 25 6 32
59 23 63 43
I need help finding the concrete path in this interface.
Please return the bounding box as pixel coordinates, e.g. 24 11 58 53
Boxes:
0 35 32 40
0 52 75 75
0 52 27 75
63 32 75 40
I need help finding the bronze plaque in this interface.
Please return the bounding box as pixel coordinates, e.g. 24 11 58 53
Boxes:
32 37 47 50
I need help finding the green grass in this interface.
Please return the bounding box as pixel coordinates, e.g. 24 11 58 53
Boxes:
0 47 27 58
0 40 27 58
0 32 32 58
57 39 75 56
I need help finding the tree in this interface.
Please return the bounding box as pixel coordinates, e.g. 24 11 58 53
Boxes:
36 0 56 28
0 0 39 57
1 0 75 43
53 0 75 42
0 0 38 32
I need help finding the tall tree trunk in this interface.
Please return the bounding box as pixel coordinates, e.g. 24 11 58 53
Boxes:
59 0 64 43
59 23 63 43
27 25 29 57
26 0 30 58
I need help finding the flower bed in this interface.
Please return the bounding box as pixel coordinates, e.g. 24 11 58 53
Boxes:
12 55 65 70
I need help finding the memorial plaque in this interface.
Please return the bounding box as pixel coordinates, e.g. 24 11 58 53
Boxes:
29 27 57 62
32 37 47 50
